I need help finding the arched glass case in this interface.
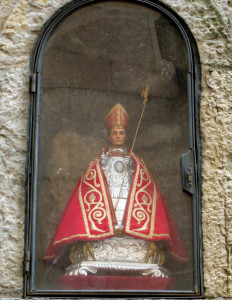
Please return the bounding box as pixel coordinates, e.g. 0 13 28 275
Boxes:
24 0 203 297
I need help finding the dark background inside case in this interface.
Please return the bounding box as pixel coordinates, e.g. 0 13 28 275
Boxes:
35 1 193 291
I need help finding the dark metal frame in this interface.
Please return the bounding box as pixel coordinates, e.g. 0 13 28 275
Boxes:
24 0 203 297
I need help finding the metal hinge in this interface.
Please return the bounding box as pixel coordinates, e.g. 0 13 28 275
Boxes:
24 250 31 272
30 73 37 93
180 150 195 195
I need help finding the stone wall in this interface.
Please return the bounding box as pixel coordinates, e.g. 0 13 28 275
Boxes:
0 0 231 298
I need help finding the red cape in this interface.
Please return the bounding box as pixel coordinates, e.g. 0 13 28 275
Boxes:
44 150 187 263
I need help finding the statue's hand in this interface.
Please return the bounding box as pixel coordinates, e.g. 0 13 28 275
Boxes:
83 242 96 261
123 155 133 166
100 150 109 165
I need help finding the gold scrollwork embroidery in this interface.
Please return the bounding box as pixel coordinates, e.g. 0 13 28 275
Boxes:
85 168 100 188
83 164 107 233
133 168 152 231
137 168 149 187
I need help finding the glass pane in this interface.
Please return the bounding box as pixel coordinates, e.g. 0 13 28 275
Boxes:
34 1 193 292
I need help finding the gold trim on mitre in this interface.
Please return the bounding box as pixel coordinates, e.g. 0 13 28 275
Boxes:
104 103 130 131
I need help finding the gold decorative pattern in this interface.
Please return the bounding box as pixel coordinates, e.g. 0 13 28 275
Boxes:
76 157 114 238
117 104 120 126
125 154 157 239
133 167 152 230
78 168 91 236
83 166 106 232
53 233 89 246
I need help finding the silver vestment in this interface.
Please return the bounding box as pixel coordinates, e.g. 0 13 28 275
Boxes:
100 147 134 225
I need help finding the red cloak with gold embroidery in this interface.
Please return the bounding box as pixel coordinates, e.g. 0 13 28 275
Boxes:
44 149 187 263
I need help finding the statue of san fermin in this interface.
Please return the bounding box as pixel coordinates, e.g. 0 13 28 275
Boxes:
44 89 187 290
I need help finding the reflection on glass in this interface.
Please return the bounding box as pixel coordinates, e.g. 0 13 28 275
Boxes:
35 1 193 292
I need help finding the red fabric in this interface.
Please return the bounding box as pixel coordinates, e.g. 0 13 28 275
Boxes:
104 103 130 130
60 275 174 290
44 149 187 263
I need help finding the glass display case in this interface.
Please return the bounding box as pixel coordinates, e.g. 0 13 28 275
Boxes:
25 0 202 297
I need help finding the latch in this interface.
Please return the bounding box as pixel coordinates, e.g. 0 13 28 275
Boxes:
185 167 194 187
180 150 195 195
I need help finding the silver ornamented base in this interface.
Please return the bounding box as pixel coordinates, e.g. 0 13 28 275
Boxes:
65 261 170 278
70 236 151 264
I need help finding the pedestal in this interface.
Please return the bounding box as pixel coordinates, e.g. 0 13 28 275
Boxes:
60 275 174 290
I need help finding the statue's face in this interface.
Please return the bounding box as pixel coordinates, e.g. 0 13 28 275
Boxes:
108 128 127 148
